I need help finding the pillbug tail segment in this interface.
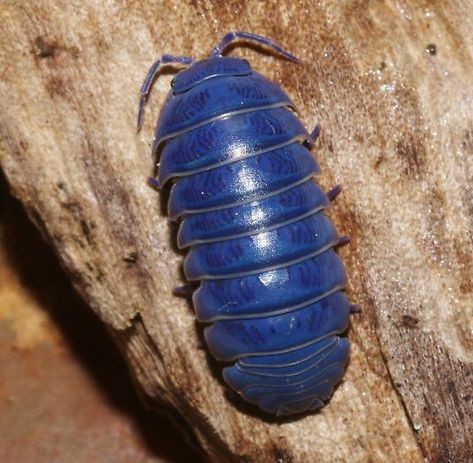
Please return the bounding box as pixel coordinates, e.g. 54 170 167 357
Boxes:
209 31 299 62
136 54 194 131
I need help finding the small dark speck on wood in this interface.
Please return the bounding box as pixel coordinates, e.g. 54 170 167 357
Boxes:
34 36 57 58
400 314 419 328
123 251 138 263
426 43 437 56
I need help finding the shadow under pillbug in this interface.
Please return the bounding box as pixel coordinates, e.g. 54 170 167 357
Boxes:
137 31 355 417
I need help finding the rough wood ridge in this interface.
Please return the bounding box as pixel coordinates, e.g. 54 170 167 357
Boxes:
0 1 472 462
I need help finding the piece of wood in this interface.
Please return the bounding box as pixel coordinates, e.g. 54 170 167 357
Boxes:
0 177 203 462
1 1 472 461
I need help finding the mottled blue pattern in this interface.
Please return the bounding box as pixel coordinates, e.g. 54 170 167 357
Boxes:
184 212 338 279
158 107 307 185
153 55 351 416
154 69 295 151
193 249 346 321
168 142 318 218
204 292 350 360
177 180 329 248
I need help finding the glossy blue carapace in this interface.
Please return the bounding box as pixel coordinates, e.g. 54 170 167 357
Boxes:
138 31 353 416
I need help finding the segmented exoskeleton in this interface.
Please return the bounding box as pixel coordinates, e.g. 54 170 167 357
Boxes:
138 32 354 416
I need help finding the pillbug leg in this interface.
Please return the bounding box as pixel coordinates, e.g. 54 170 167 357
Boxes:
350 304 361 314
172 285 194 297
209 31 299 62
137 54 194 130
336 235 350 247
148 176 160 190
304 124 321 147
326 185 342 200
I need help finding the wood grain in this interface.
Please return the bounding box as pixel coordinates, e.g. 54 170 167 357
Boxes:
0 176 203 463
1 1 472 461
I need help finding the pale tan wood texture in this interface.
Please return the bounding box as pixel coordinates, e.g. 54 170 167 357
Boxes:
0 1 472 462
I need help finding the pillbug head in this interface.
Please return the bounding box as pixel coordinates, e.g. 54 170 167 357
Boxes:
172 56 252 94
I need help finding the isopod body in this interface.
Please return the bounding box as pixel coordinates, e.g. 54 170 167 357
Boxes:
138 32 353 416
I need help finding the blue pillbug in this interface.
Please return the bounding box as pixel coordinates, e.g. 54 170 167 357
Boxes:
138 31 354 416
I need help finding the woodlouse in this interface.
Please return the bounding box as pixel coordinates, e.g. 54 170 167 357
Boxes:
138 31 354 416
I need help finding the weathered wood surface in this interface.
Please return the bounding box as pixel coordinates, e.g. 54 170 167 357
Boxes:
0 1 472 462
0 176 203 462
